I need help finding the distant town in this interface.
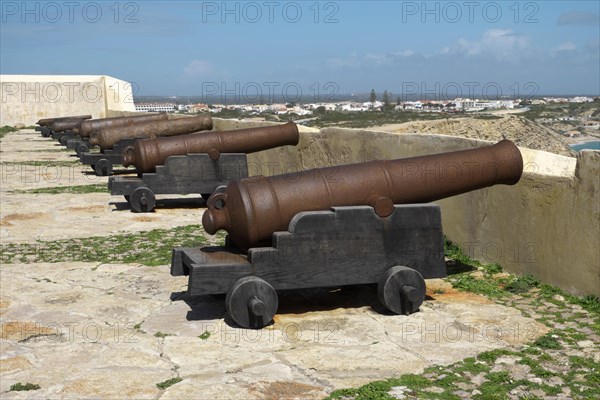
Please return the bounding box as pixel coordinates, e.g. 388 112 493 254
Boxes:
134 96 598 117
132 96 599 148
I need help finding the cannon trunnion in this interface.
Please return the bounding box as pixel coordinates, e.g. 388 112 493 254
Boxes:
172 204 446 329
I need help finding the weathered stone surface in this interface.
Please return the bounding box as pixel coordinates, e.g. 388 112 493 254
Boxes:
0 356 32 374
0 262 549 398
0 132 209 244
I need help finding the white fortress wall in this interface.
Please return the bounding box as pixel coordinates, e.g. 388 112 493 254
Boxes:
0 75 135 126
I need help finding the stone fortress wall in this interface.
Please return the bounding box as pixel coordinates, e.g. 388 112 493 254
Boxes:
0 75 135 126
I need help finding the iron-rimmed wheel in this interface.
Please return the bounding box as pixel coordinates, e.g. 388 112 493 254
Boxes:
94 159 113 176
226 276 278 329
378 266 426 315
129 187 156 213
76 143 89 156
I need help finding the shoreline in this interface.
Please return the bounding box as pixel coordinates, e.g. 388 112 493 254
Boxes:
566 136 600 146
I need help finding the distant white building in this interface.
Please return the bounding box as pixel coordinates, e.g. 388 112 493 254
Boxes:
403 101 423 110
569 97 594 103
455 100 514 110
135 102 176 112
363 101 383 109
340 103 368 112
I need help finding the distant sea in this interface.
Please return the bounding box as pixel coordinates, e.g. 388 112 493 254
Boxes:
571 141 600 152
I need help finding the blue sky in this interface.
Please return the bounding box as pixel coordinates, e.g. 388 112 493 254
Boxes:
1 1 599 98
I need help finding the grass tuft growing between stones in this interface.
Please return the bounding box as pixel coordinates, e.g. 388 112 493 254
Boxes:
12 184 107 195
0 160 79 167
0 225 208 266
450 274 507 298
504 275 541 294
9 382 41 391
327 374 433 399
532 333 562 350
198 331 211 340
156 377 182 390
0 126 19 140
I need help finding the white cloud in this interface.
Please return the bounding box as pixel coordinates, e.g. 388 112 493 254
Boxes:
326 49 416 69
395 50 415 57
443 29 531 61
554 42 577 52
183 60 213 76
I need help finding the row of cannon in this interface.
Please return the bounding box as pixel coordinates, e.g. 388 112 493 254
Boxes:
36 113 524 328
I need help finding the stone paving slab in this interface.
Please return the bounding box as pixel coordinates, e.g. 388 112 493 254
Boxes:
0 129 71 154
0 130 136 192
0 192 205 243
0 263 548 399
0 131 207 243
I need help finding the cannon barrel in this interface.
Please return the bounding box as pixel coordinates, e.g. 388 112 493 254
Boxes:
51 118 89 133
77 113 168 137
123 122 300 173
203 140 524 251
37 115 92 126
89 114 213 150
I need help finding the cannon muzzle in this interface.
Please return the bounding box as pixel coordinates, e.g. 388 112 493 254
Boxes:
77 113 168 137
89 114 213 150
123 122 300 173
203 140 524 251
37 115 92 126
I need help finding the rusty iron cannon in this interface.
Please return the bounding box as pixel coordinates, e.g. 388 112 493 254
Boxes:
37 114 92 126
50 118 92 144
79 115 213 176
68 113 169 155
37 115 91 138
88 114 213 150
123 121 300 174
51 118 89 133
172 140 524 329
76 113 169 138
109 122 300 212
203 139 524 250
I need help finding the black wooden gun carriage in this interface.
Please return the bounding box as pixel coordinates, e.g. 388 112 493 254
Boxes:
172 204 446 329
109 154 248 212
79 138 136 176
